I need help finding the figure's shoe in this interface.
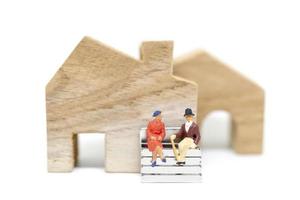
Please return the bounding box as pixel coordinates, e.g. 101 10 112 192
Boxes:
161 158 167 163
176 161 185 166
151 160 157 167
176 161 182 166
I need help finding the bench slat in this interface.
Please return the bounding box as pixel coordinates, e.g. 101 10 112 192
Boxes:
141 157 201 166
141 175 201 183
141 166 201 174
141 149 201 157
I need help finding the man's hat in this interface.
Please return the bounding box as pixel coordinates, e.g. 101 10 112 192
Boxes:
184 108 195 116
153 110 161 117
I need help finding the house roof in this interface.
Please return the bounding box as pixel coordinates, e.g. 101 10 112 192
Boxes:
173 50 264 96
46 37 142 98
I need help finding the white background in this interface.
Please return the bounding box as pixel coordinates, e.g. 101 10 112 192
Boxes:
1 0 300 199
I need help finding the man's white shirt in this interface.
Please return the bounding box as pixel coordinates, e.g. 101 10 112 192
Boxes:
185 121 193 132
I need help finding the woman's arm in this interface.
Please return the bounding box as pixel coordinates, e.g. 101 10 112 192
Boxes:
147 122 156 140
146 122 152 140
161 123 166 141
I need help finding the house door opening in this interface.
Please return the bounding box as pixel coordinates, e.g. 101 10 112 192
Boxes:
200 110 232 149
75 133 105 168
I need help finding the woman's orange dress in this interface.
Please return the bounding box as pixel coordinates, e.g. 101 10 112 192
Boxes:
146 119 166 152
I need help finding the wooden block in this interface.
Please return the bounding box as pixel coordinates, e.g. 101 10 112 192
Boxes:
46 37 197 172
173 51 264 153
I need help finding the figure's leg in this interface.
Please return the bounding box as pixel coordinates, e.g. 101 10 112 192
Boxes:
151 147 158 167
152 149 157 161
178 139 187 162
156 146 166 162
178 138 193 162
156 146 162 158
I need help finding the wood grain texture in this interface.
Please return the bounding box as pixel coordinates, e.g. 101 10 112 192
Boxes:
173 51 264 153
46 37 197 172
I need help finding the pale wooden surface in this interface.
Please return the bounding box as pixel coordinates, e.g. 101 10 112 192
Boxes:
46 37 197 172
173 51 264 153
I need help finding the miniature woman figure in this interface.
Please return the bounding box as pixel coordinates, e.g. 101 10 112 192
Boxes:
146 110 166 167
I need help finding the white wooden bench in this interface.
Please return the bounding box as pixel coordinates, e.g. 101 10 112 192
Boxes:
140 127 202 183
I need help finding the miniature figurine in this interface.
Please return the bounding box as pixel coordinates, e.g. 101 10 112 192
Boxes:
170 108 200 165
146 110 167 167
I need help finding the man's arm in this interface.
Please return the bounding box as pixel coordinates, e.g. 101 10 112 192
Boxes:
194 125 201 145
175 124 184 139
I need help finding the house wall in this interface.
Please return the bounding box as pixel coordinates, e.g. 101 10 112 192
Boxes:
173 51 264 153
46 37 197 172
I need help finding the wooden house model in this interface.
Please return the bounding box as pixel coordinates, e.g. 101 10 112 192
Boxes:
46 37 197 172
46 37 264 173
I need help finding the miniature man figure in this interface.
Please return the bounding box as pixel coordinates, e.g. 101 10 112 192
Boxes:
170 108 200 165
146 110 166 167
